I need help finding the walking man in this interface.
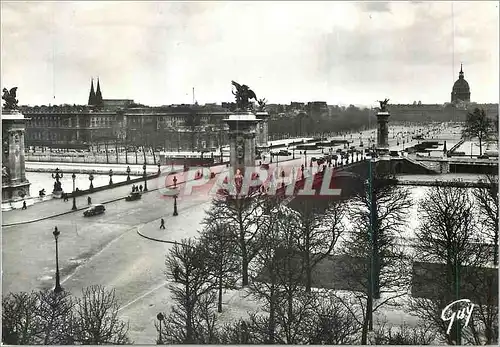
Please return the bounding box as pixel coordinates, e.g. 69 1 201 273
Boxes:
22 200 27 210
139 185 143 192
160 218 165 229
87 196 92 205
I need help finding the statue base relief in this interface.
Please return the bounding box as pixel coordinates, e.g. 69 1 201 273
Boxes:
1 180 32 211
52 190 64 199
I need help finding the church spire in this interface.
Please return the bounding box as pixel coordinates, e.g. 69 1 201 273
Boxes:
95 77 103 107
459 63 464 79
88 78 96 105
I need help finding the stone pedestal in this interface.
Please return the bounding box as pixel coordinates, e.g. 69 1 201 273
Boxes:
2 109 31 206
224 111 259 177
376 111 390 156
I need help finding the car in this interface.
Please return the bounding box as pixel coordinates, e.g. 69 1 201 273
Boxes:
83 204 106 217
125 191 142 201
278 150 291 156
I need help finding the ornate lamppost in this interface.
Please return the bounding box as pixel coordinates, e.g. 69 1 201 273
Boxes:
143 163 148 191
156 312 165 344
71 173 77 210
52 168 63 193
126 166 131 181
173 176 178 216
109 169 113 185
53 227 63 293
88 172 94 190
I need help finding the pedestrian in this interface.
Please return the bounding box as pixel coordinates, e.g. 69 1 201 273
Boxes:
87 196 92 205
160 218 165 229
22 200 27 210
139 185 143 192
132 184 135 192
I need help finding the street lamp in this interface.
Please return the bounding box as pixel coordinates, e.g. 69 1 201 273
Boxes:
53 227 63 293
304 150 307 168
173 175 179 216
88 173 94 190
109 169 113 185
173 194 179 216
71 173 77 210
51 168 64 193
143 163 148 191
156 312 165 344
157 162 161 175
126 166 131 181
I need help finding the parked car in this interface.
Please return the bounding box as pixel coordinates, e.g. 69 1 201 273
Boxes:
83 204 106 217
125 191 141 201
278 150 291 156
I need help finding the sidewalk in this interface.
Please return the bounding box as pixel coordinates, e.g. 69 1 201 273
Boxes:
2 163 229 227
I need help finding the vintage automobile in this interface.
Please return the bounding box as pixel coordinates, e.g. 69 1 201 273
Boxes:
125 191 142 201
83 204 106 217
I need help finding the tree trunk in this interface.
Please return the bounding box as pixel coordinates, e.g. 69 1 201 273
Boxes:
268 285 276 344
142 146 147 164
115 140 119 164
479 138 483 156
151 146 156 165
135 146 138 164
104 142 109 164
494 232 498 266
305 228 312 292
218 275 223 313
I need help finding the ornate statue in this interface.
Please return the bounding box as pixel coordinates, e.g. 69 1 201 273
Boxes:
231 81 257 111
2 165 10 185
378 98 390 112
257 98 267 111
2 87 19 110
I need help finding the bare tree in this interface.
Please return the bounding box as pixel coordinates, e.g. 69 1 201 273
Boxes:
474 174 499 265
204 188 265 287
2 290 74 345
159 238 216 344
72 285 131 344
307 293 361 344
373 320 438 345
198 221 240 313
462 108 494 156
289 197 347 292
35 290 75 345
409 185 493 345
246 203 284 344
338 173 412 344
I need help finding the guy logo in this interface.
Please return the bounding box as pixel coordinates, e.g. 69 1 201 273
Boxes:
441 299 476 335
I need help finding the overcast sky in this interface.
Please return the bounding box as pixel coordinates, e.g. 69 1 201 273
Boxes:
1 1 498 107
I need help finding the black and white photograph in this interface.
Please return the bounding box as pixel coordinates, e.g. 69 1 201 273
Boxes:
1 1 499 345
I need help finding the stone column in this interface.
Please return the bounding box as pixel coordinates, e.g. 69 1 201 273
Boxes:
255 111 269 149
376 111 390 154
2 110 31 204
224 112 259 177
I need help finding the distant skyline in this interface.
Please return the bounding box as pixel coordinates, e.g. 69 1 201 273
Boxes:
1 1 499 108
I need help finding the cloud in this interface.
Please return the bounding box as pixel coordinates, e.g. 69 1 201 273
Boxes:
359 2 392 13
1 1 498 106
